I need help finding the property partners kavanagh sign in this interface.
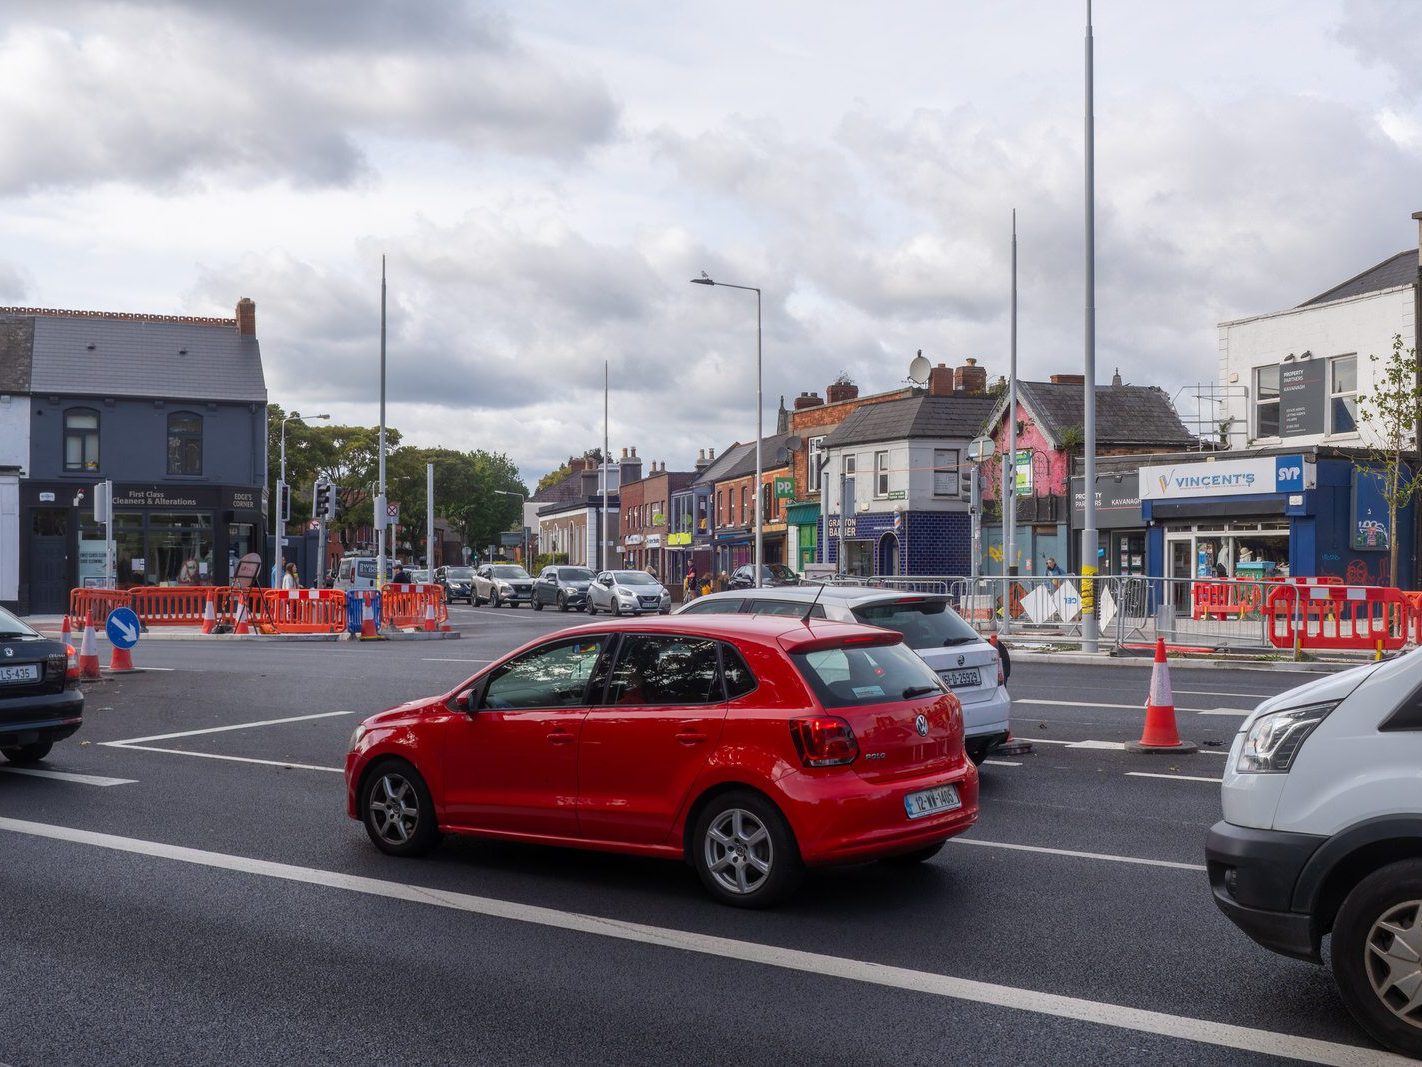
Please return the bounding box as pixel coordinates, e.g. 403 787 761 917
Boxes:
1139 454 1315 500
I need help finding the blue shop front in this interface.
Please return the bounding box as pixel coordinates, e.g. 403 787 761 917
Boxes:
1139 450 1412 594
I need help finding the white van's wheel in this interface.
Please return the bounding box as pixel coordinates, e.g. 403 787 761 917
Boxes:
1332 859 1422 1058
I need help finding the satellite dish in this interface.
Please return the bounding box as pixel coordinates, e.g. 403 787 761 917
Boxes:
785 435 803 452
908 350 931 385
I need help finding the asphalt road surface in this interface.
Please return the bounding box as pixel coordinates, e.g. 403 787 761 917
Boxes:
0 603 1399 1065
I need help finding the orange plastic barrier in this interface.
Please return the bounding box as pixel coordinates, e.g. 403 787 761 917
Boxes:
67 588 131 630
1192 581 1263 620
261 589 347 634
1266 584 1410 652
380 583 447 630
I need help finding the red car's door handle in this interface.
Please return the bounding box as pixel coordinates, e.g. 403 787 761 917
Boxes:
547 730 576 746
675 731 708 745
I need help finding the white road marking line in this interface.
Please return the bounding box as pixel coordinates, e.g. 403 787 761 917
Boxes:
1198 709 1250 716
103 710 353 746
102 744 342 774
1126 772 1223 784
0 767 136 787
1017 698 1235 713
420 658 492 664
952 837 1205 871
1064 739 1124 750
0 817 1391 1066
1172 689 1267 699
981 759 1021 767
1022 737 1231 755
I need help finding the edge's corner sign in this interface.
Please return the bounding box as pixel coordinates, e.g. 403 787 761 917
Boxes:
1140 454 1315 501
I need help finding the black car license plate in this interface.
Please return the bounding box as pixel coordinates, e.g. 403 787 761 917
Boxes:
0 664 40 684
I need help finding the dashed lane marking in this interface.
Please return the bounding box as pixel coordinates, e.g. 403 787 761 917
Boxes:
981 759 1021 767
0 767 136 786
1028 737 1229 755
1126 772 1223 784
1017 698 1249 714
420 658 493 664
102 744 342 774
0 816 1394 1066
952 836 1206 871
102 710 354 746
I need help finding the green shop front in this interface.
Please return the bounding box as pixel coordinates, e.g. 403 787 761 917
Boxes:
786 501 819 572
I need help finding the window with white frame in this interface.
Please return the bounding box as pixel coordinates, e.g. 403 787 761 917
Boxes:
933 448 959 497
1329 355 1357 434
1254 365 1280 438
874 451 890 497
807 435 826 492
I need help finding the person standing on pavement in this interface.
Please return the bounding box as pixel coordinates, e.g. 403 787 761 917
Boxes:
281 562 300 590
684 563 698 601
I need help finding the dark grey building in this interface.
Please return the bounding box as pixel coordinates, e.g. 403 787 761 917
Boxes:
10 299 268 614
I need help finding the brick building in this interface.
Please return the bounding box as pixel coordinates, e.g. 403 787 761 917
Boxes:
619 459 695 579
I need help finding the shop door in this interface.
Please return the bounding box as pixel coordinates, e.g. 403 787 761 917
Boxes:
29 508 70 613
1168 540 1193 615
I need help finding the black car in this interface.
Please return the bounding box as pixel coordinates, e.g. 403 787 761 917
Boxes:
436 565 477 605
532 565 596 612
0 606 82 764
727 563 801 589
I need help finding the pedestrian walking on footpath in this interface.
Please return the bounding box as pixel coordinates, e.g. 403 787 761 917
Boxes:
684 563 698 601
281 562 300 590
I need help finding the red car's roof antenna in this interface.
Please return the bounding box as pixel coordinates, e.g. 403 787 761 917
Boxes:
800 578 828 627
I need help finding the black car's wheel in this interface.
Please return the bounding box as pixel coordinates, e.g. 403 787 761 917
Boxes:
472 590 484 606
1332 859 1422 1058
692 790 802 908
1 741 53 765
532 596 543 611
558 593 569 612
361 760 441 858
879 843 946 866
491 591 502 608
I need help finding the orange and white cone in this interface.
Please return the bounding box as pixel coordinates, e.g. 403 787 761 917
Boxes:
201 595 217 635
423 601 436 632
360 597 378 639
1127 637 1197 753
79 612 101 680
108 642 136 673
234 601 251 635
60 612 72 648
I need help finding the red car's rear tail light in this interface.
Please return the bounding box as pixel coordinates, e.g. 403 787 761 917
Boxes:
65 643 79 683
790 716 859 767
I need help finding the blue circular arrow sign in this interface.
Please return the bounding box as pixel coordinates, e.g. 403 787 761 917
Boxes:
105 607 141 649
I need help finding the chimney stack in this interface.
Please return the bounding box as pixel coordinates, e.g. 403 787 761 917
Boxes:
1111 368 1123 387
695 449 710 472
1050 373 1085 386
826 377 859 404
793 391 824 411
953 357 987 396
1413 210 1422 268
928 363 955 397
235 297 256 336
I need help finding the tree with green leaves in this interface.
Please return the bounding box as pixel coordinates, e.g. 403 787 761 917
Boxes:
1357 333 1422 587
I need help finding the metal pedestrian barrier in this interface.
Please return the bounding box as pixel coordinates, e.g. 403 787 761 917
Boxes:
261 589 348 634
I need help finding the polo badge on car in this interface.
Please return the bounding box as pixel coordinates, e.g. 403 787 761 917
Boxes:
914 714 929 736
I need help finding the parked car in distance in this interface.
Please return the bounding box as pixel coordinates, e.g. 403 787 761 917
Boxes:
1207 650 1422 1058
533 565 595 612
0 606 82 764
472 564 535 607
406 568 433 585
345 615 979 906
728 563 801 589
586 570 671 616
436 566 477 604
677 587 1009 764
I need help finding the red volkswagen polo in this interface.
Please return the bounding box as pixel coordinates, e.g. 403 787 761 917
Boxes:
344 615 979 906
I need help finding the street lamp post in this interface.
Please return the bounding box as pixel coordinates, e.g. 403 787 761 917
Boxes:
274 411 329 584
494 490 527 568
691 271 763 588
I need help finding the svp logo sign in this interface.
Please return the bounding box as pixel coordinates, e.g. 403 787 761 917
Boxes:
1274 457 1306 492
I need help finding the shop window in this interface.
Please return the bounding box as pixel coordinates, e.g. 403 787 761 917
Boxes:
740 485 748 524
874 451 890 497
64 408 100 472
167 411 203 475
1254 365 1280 438
933 448 959 497
1330 355 1357 434
717 490 724 527
807 436 826 492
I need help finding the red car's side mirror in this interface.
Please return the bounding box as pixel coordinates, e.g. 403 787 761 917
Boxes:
454 689 475 712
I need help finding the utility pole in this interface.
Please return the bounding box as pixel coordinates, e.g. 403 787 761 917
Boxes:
426 463 435 573
1006 209 1018 580
376 255 389 586
602 360 609 571
1081 0 1101 651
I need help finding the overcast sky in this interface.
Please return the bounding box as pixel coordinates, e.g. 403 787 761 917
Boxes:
3 0 1419 482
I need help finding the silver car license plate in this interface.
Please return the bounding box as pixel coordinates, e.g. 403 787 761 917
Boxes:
0 664 39 684
942 668 981 689
904 784 961 820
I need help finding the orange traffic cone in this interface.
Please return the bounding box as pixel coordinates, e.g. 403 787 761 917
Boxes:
234 601 251 635
79 612 101 680
109 643 136 673
423 601 436 632
1126 638 1197 753
360 597 378 639
60 612 72 648
201 594 217 635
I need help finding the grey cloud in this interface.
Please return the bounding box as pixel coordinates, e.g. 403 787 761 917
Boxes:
1336 0 1422 97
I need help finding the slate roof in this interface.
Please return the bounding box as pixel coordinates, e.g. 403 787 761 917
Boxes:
1298 250 1418 308
716 433 795 480
24 313 265 402
692 442 753 487
822 394 998 449
0 315 34 393
531 459 599 505
987 381 1196 450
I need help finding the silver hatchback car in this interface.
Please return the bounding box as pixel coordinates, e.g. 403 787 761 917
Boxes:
677 586 1011 763
586 570 672 615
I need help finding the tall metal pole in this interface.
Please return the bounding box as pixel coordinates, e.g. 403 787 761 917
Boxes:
426 462 435 571
377 255 389 585
277 419 287 585
1080 0 1101 651
1006 209 1018 579
754 287 763 589
602 360 609 571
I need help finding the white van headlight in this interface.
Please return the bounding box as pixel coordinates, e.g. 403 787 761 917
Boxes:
1236 702 1337 774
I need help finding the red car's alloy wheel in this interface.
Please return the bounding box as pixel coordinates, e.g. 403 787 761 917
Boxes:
363 762 440 857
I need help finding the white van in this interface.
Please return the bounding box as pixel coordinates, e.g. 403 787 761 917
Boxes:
333 556 398 592
1207 649 1422 1057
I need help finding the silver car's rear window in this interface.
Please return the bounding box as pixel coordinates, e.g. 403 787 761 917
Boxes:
851 598 979 648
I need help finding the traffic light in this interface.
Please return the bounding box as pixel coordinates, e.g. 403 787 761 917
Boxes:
314 480 331 522
328 486 345 522
959 466 973 500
